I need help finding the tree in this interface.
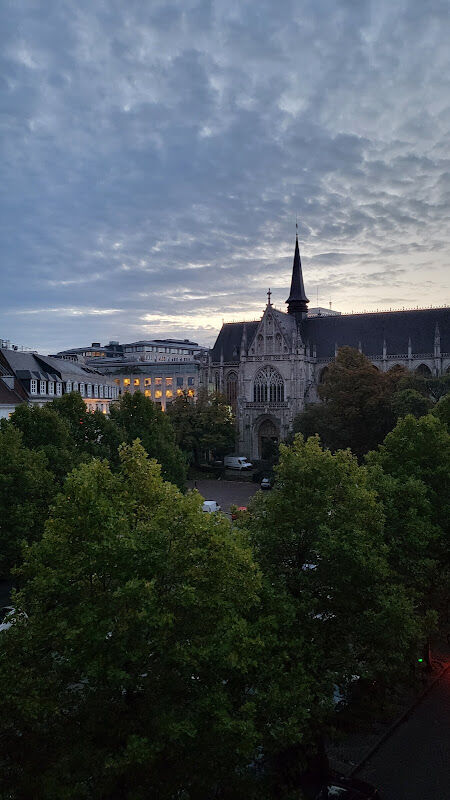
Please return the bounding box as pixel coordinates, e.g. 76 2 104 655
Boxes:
431 393 450 429
110 392 187 488
243 435 421 789
167 389 236 464
366 414 450 615
0 442 263 799
0 424 54 577
50 392 125 468
391 388 432 420
9 402 80 483
294 348 402 458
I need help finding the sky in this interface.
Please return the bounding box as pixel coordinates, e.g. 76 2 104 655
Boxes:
1 0 449 353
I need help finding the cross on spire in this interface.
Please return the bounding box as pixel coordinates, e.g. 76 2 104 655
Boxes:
267 288 272 305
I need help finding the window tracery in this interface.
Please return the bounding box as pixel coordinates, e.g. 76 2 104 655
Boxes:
253 365 284 402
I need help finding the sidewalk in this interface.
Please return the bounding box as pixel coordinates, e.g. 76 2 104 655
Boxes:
327 633 450 777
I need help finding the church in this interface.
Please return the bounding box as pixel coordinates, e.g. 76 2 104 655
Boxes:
210 234 450 460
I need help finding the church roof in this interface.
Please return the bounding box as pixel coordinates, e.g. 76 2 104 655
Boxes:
302 307 449 358
210 321 259 363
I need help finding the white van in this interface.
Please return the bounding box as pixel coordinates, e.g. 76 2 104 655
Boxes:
224 456 253 471
202 500 221 513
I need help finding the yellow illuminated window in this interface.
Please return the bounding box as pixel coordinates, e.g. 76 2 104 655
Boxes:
155 389 162 399
144 377 151 386
166 389 173 398
177 388 183 396
123 378 131 386
145 389 151 397
134 378 140 386
155 377 162 386
188 388 195 397
166 377 173 386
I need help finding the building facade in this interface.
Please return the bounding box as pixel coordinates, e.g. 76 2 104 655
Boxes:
210 235 450 460
0 349 119 417
99 359 205 412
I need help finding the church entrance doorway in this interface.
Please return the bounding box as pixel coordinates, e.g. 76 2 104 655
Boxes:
258 418 278 461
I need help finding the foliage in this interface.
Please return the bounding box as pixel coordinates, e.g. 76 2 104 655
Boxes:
110 392 187 489
167 388 236 464
49 392 125 468
431 392 450 429
0 442 263 799
391 388 432 420
242 434 421 788
366 414 450 614
9 402 81 482
396 372 450 402
295 348 402 458
0 424 54 577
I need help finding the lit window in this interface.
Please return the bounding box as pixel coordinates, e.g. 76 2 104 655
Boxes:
30 379 37 394
134 378 140 386
166 389 173 398
155 377 162 386
155 389 162 399
40 380 46 394
177 388 183 396
123 378 131 386
166 377 173 386
144 389 151 397
188 388 195 397
144 377 151 386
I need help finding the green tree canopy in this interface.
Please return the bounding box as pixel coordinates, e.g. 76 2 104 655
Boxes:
0 424 54 577
366 414 450 614
245 435 421 708
167 389 235 464
431 392 450 429
294 348 403 457
391 388 432 420
0 442 263 799
110 392 186 488
9 402 80 482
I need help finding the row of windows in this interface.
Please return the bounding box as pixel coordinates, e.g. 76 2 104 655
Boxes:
29 379 118 399
125 346 194 355
120 376 196 388
215 366 285 404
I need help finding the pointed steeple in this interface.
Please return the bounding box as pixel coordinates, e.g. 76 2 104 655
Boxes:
286 230 309 316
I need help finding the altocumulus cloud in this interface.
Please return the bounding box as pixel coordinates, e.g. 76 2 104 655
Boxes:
1 0 449 352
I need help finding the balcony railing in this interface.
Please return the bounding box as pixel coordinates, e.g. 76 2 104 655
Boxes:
244 401 289 409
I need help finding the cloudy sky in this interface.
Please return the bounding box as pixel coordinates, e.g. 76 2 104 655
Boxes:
1 0 449 352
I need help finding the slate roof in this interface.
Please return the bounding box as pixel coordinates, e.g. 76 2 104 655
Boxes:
0 350 113 382
0 377 27 407
210 307 449 363
302 307 449 359
210 321 259 363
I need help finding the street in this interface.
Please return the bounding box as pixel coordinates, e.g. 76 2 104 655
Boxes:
187 478 259 514
357 667 450 800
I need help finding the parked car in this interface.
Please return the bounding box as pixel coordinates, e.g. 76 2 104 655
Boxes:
231 506 248 521
224 456 253 471
202 500 221 513
260 477 272 490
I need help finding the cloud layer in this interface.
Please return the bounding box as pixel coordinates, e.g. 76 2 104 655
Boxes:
1 0 449 352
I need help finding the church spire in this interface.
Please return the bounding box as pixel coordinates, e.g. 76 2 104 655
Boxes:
286 228 309 316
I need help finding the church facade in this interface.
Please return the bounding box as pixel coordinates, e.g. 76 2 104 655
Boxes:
210 235 450 460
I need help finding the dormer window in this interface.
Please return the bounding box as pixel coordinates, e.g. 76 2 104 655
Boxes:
48 382 55 395
40 380 46 394
56 382 62 396
30 379 37 394
87 384 92 397
79 384 85 397
73 382 78 392
66 381 72 392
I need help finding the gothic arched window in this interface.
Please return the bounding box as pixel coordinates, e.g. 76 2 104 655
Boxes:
226 371 238 405
253 365 284 403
